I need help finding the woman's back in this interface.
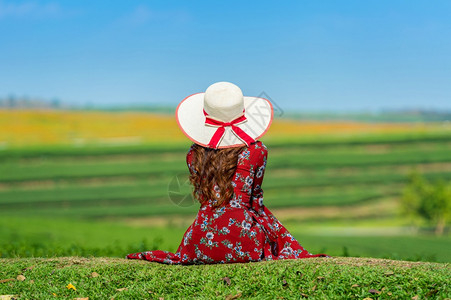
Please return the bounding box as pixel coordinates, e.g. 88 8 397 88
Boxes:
187 140 267 210
127 141 326 264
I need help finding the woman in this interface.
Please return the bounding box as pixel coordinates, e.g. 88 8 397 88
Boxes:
127 82 327 264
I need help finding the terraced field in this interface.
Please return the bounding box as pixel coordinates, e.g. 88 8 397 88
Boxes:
0 110 450 261
1 135 450 219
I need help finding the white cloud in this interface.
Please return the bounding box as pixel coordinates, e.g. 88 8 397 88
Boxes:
0 1 63 19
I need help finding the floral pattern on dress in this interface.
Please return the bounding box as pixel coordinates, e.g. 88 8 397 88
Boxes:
127 140 327 264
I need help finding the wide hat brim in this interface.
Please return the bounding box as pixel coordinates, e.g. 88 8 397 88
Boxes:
176 93 274 149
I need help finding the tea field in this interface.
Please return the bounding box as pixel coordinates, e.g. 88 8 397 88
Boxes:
0 109 450 262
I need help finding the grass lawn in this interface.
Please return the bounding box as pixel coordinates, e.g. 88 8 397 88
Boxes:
0 257 449 299
1 216 450 263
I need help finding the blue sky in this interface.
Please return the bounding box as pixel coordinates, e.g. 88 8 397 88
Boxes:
0 0 450 112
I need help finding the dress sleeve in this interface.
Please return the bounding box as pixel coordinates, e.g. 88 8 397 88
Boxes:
186 144 196 175
250 141 268 212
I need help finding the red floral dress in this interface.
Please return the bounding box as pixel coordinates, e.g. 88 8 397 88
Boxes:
127 141 327 264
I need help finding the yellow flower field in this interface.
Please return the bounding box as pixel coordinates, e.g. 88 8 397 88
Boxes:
0 109 447 148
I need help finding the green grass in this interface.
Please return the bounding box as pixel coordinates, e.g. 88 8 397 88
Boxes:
0 257 449 299
290 232 451 263
1 216 450 263
0 216 184 258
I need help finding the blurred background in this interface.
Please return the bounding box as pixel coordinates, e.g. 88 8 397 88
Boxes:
0 0 450 262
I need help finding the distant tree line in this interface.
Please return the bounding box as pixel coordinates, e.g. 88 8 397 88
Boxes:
0 96 63 109
284 110 451 122
1 95 450 122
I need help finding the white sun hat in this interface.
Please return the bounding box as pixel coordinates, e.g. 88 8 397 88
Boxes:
176 81 274 149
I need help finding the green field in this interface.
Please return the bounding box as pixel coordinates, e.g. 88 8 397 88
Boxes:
0 132 450 262
1 257 449 299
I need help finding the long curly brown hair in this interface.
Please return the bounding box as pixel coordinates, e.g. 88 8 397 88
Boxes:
189 144 247 208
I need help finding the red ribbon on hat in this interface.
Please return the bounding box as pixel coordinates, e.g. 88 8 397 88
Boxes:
203 109 255 149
